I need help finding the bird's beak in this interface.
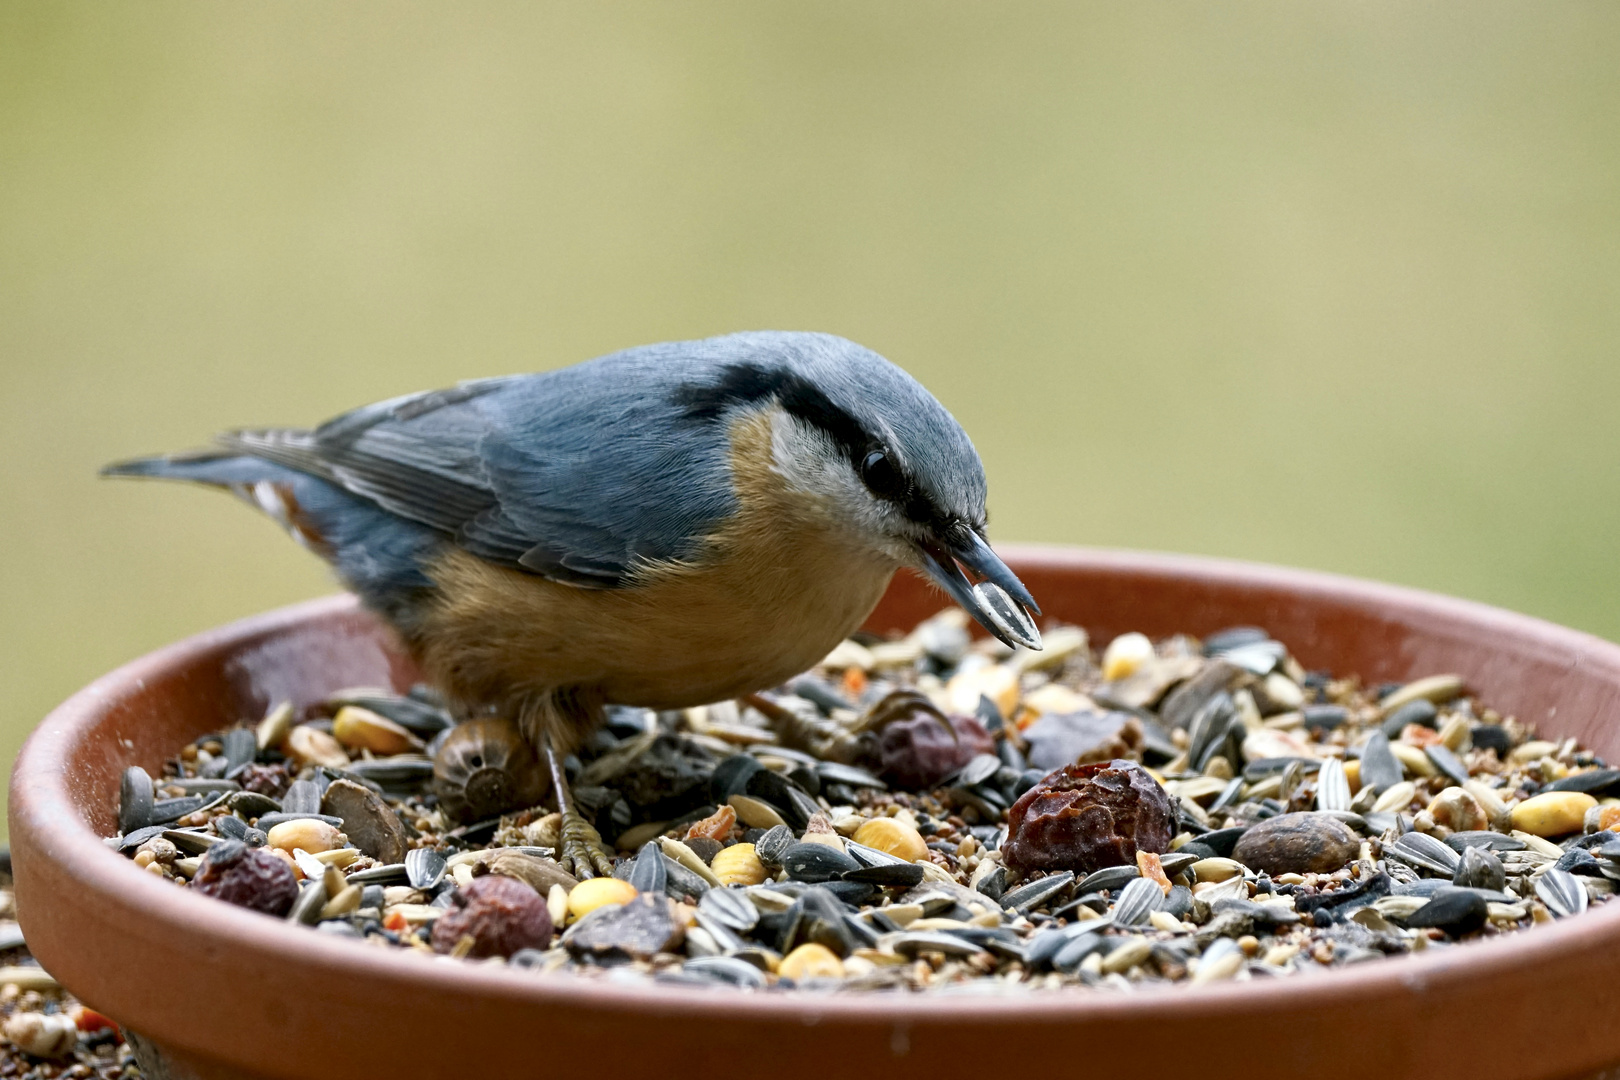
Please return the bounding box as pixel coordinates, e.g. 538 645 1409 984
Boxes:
916 531 1043 651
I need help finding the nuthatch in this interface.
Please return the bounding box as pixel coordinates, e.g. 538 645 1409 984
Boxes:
105 331 1041 876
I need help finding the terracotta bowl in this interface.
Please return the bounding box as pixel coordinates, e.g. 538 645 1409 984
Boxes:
13 546 1620 1080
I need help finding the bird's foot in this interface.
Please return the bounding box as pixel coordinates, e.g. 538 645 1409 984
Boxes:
558 809 615 880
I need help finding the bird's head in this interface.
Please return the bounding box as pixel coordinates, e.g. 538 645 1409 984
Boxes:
679 332 1042 652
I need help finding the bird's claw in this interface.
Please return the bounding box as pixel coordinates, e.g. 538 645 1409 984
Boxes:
559 810 615 879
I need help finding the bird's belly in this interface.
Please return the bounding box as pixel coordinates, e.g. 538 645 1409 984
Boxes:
416 542 896 714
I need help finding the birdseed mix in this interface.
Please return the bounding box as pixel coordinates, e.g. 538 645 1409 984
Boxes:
89 611 1620 1007
0 869 141 1079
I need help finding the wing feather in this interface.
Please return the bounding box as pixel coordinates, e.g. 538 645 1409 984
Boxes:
219 353 741 588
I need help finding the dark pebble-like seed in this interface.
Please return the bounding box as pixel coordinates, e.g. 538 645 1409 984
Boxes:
1243 757 1314 782
697 886 758 932
1052 932 1109 973
1545 769 1620 797
974 864 1008 901
787 766 821 798
117 825 167 853
753 825 795 868
1425 745 1471 787
1445 831 1526 854
1388 832 1461 876
1302 705 1349 732
709 754 762 803
119 766 155 834
1470 725 1512 756
1359 733 1404 793
1161 884 1195 919
815 762 886 790
1000 871 1075 914
1536 868 1588 918
843 863 926 888
628 841 668 894
1554 848 1605 877
1023 928 1070 971
1013 769 1044 800
820 880 879 906
683 836 722 865
745 770 815 830
281 780 323 816
1112 876 1164 926
1453 845 1507 891
1077 865 1139 894
683 956 768 988
1381 700 1438 739
780 842 859 883
288 880 328 925
346 863 410 886
228 791 282 819
222 728 257 771
148 795 214 825
1403 888 1487 935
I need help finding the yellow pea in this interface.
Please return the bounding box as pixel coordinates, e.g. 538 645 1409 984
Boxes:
282 725 350 769
852 818 929 863
566 877 637 920
779 943 844 981
1101 632 1154 682
711 843 767 886
332 706 424 755
1509 791 1596 838
266 819 345 855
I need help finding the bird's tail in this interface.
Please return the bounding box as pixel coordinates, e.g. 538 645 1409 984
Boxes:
100 448 256 487
101 448 347 559
103 445 443 625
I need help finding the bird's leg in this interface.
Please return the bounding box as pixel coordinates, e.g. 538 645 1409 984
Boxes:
540 730 615 880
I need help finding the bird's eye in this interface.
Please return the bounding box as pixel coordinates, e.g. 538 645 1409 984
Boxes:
859 449 909 501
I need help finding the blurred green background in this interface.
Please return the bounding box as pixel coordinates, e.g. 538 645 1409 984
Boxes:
3 3 1618 838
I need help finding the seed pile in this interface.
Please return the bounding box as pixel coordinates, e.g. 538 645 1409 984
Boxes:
0 871 139 1078
104 611 1620 994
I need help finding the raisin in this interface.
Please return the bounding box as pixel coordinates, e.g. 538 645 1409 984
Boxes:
876 711 996 790
1002 759 1175 875
192 839 299 916
430 874 553 958
235 763 290 798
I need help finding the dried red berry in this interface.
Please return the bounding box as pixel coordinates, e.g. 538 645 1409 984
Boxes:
192 839 299 916
876 710 996 790
1002 759 1175 874
234 762 291 798
430 874 553 958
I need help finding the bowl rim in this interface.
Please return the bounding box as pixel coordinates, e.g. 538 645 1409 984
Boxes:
12 544 1620 1029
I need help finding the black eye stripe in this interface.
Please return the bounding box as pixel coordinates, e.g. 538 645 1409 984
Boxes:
674 362 957 533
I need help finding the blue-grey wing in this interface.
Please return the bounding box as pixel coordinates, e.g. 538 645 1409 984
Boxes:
222 347 739 588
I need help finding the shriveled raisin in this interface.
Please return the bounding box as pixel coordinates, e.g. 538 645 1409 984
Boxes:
430 874 552 958
1002 759 1174 874
192 838 299 916
876 710 996 790
234 762 291 798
